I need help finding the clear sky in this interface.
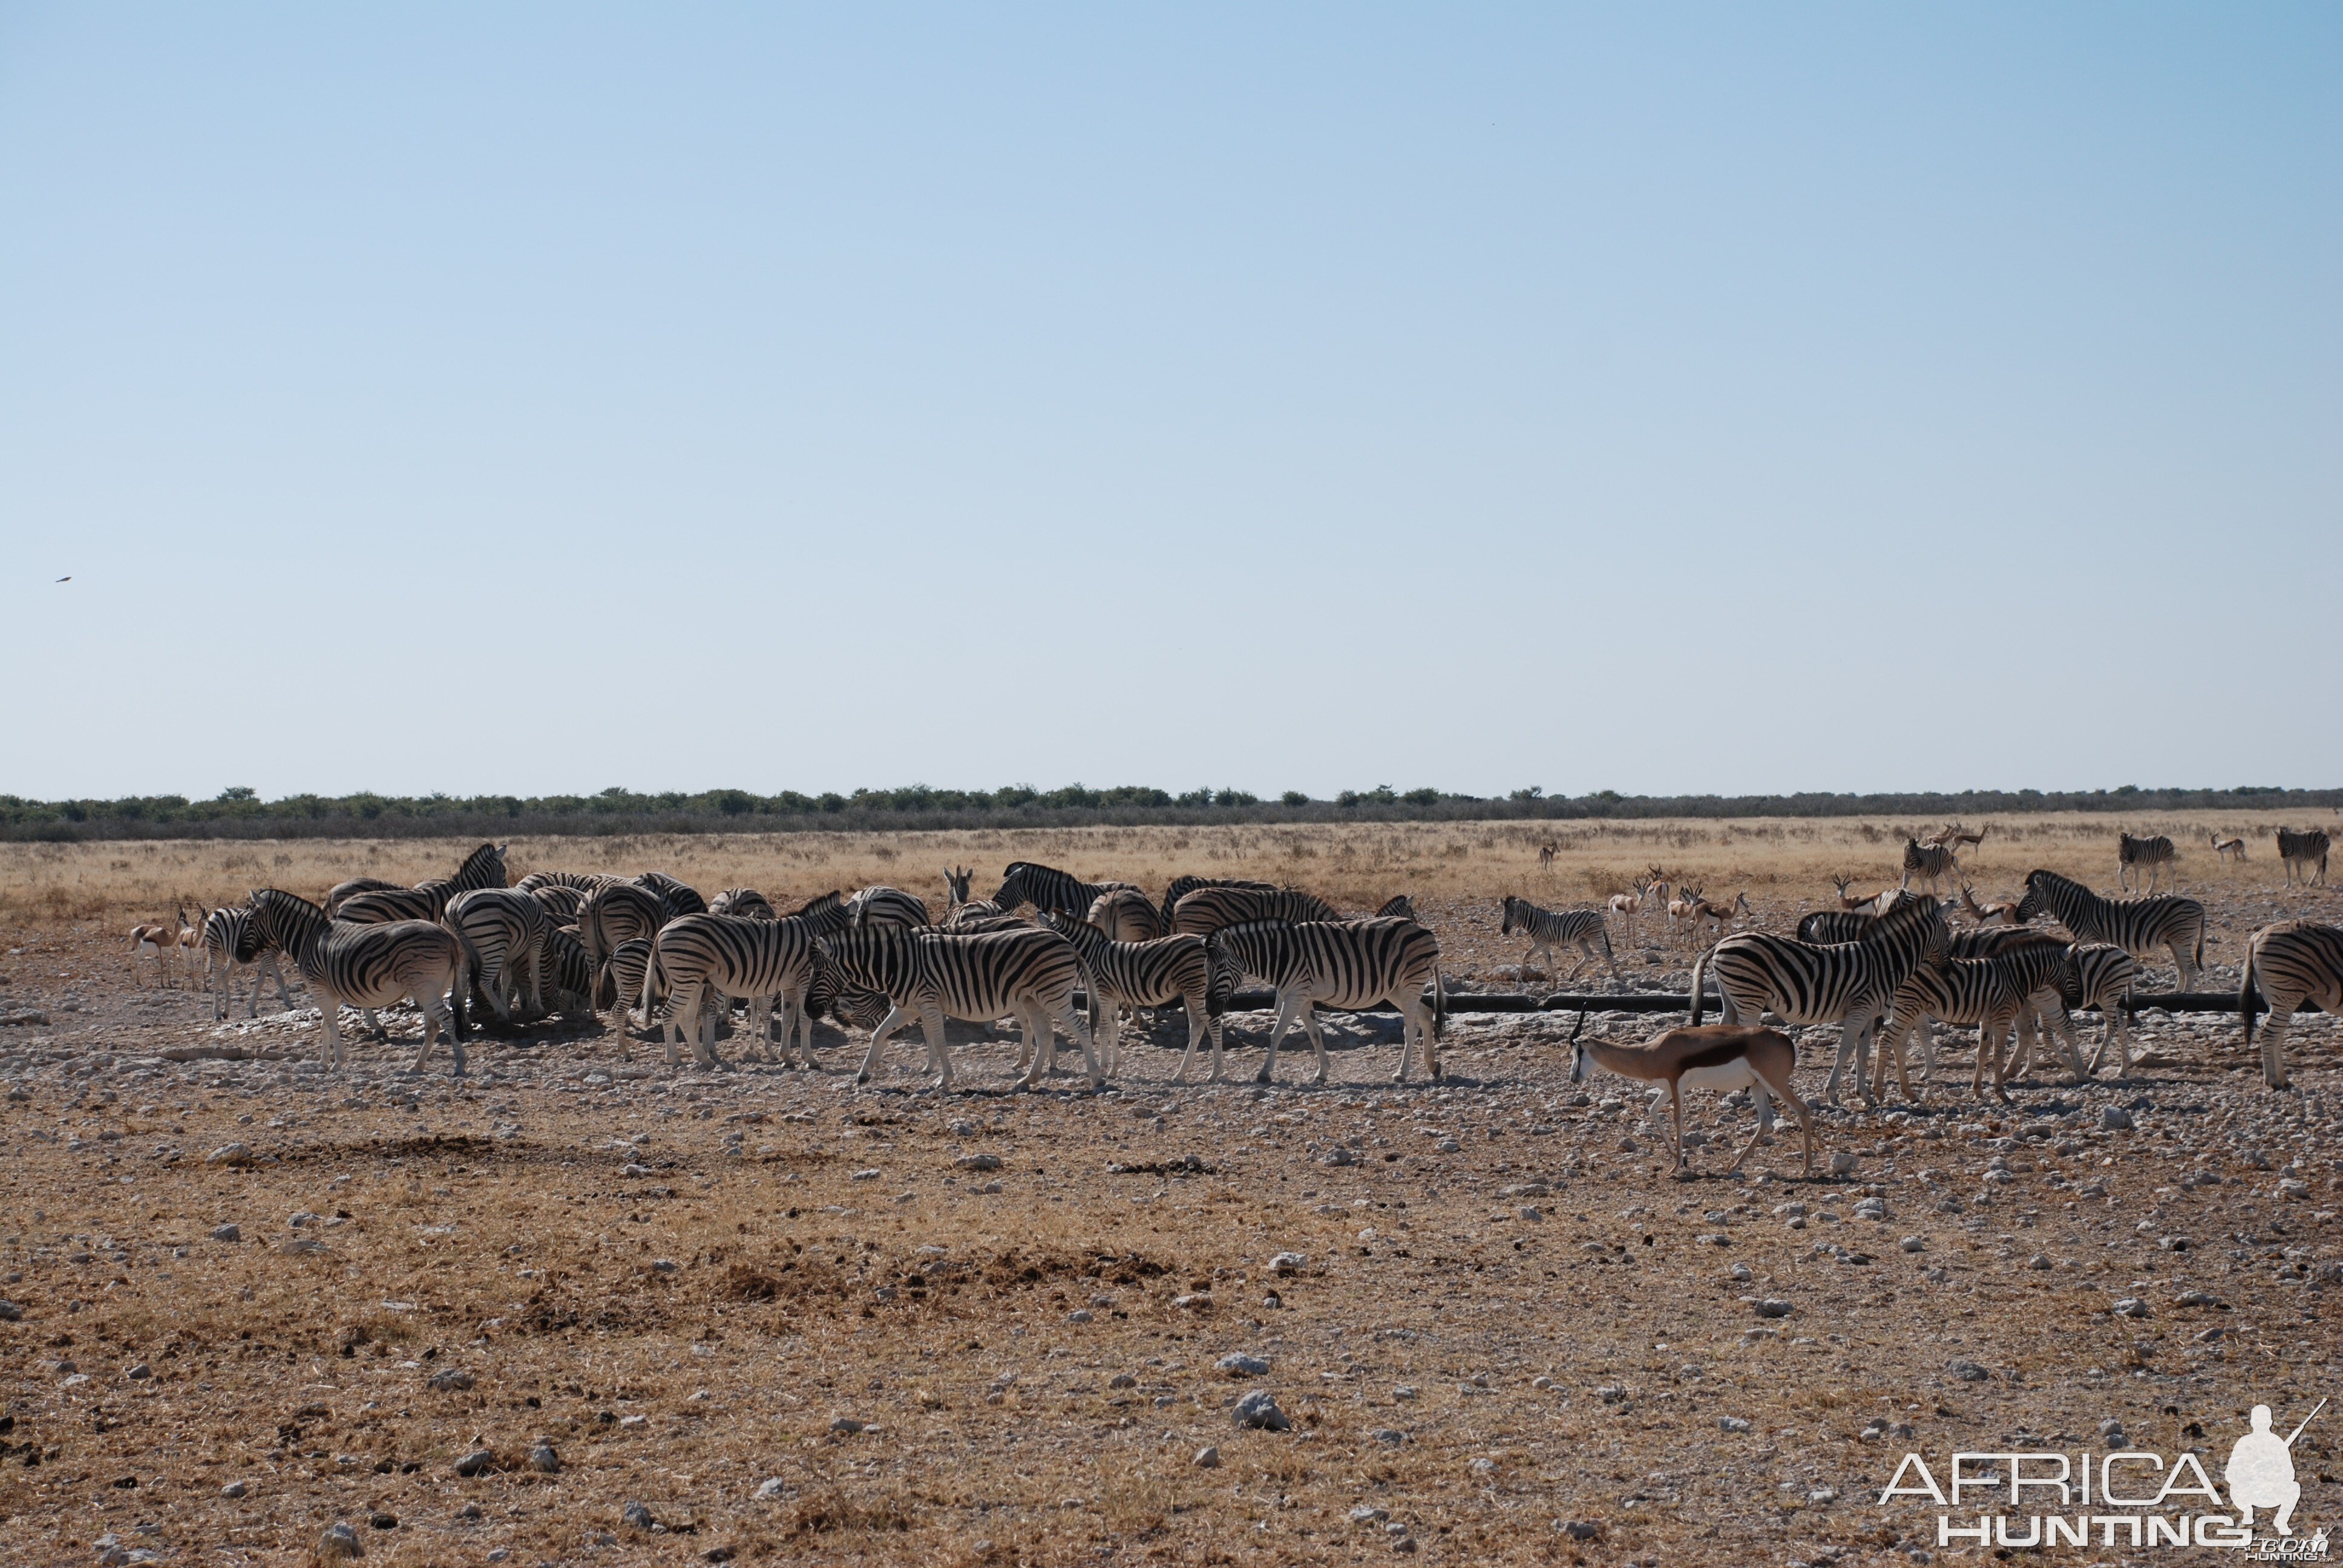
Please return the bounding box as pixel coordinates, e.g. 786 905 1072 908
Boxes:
2 5 2335 802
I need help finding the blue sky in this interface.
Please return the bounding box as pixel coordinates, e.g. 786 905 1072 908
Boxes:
2 5 2335 801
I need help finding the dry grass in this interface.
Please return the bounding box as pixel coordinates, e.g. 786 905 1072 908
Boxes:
4 809 2325 924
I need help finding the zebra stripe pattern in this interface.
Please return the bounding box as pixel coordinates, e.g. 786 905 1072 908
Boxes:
323 877 404 915
636 871 707 920
822 926 1099 1090
1498 895 1617 985
1689 892 1946 1103
1168 885 1339 937
1206 917 1444 1086
331 843 510 925
1877 934 2078 1103
247 888 472 1074
577 881 672 1002
2117 832 2177 892
646 912 830 1068
199 904 294 1021
1796 907 1878 944
991 861 1139 920
517 870 623 895
2062 942 2140 1077
2241 921 2343 1090
1040 912 1224 1083
446 887 551 1022
2277 828 2331 887
1900 837 1956 892
527 883 590 925
2012 869 2205 992
710 887 778 919
1087 888 1165 942
1158 876 1277 932
849 886 933 930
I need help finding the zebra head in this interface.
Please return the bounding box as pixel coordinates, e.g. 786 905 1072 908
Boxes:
1499 895 1524 936
2013 869 2077 926
1377 895 1418 921
247 887 326 955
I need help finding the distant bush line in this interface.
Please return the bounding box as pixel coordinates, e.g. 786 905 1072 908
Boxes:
0 784 2334 844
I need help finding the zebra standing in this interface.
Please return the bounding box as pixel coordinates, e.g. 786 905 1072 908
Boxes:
991 861 1139 920
2118 832 2177 893
822 925 1100 1091
323 877 404 914
1168 885 1339 937
643 912 824 1070
709 887 778 919
1087 887 1164 942
635 871 707 920
577 881 672 1004
1158 875 1278 932
2012 869 2205 993
2065 943 2140 1079
445 887 551 1024
848 886 933 929
1900 837 1956 893
1207 918 1445 1085
2241 921 2343 1091
1875 935 2080 1103
1039 912 1225 1083
528 883 590 925
331 843 511 925
517 869 623 896
2277 828 2331 887
1688 891 1947 1104
199 904 295 1021
1498 895 1617 985
246 889 473 1074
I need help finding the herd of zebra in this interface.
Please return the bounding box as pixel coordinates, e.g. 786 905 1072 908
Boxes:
164 849 1444 1089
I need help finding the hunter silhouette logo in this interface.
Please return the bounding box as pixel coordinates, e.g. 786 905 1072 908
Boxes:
2230 1400 2324 1538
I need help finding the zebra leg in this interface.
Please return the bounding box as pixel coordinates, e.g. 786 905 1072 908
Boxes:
2258 990 2295 1091
321 1000 346 1071
1522 944 1541 984
1259 993 1304 1084
856 1004 909 1083
1562 947 1590 985
1053 999 1103 1089
922 1006 954 1091
2171 940 2200 995
1170 997 1211 1085
362 1007 386 1039
661 981 696 1068
1017 1003 1055 1089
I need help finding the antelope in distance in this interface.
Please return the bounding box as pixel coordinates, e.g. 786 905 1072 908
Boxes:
128 910 194 988
1607 881 1649 939
1665 884 1705 936
1933 823 1987 861
1538 841 1558 872
1959 885 2023 926
2209 832 2247 864
1566 1013 1818 1179
1691 890 1752 939
2117 832 2177 893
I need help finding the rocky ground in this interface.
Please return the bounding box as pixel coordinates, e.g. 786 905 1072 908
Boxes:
1 893 2339 1567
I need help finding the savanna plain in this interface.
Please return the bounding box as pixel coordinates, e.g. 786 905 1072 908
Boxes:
1 814 2338 1567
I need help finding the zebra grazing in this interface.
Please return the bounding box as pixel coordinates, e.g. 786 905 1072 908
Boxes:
2241 921 2343 1091
822 926 1100 1091
991 861 1139 920
2118 832 2177 893
942 901 1024 933
784 890 855 935
2013 869 2205 992
446 887 551 1023
331 843 511 925
709 887 777 919
1207 918 1445 1085
2064 943 2140 1079
1689 891 1946 1104
1159 875 1278 932
528 883 589 925
1373 895 1418 921
323 877 403 915
1039 912 1225 1083
247 889 472 1073
1900 837 1956 893
635 871 707 920
1498 895 1617 985
1796 906 1878 944
1168 885 1340 938
1087 887 1164 942
577 881 672 1003
644 912 824 1070
538 925 600 1014
2278 828 2331 887
517 869 623 896
849 886 932 929
1875 936 2079 1104
199 905 294 1021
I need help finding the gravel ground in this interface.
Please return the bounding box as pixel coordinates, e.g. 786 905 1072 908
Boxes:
2 894 2339 1566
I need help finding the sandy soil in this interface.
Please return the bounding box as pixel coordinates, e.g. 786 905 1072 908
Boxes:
1 843 2339 1566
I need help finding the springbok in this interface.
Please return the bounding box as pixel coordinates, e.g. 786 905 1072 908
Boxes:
1607 882 1648 938
2210 832 2247 864
1665 884 1704 936
1691 890 1752 939
1959 885 2022 926
1567 1013 1817 1178
1935 823 1988 860
1538 842 1558 871
128 910 194 988
1830 874 1891 912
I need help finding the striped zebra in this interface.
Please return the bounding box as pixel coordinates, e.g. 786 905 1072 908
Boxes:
785 890 856 936
247 889 473 1073
709 887 777 919
635 871 707 920
822 925 1099 1090
942 901 1024 933
990 862 1140 920
849 886 932 929
1900 837 1956 893
527 883 590 925
644 912 825 1069
1206 918 1445 1085
1688 891 1947 1104
331 843 511 925
1498 895 1617 985
1168 885 1340 938
1372 895 1418 921
2118 832 2177 893
2012 869 2205 992
198 905 294 1021
1796 906 1878 944
1039 912 1225 1083
446 887 551 1023
323 877 403 914
1158 876 1278 932
2063 943 2140 1079
2277 827 2331 888
2241 921 2343 1091
1087 888 1164 942
577 881 672 1004
1875 935 2079 1103
539 925 600 1015
517 870 623 896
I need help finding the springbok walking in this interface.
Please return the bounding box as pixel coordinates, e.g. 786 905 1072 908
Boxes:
1567 1013 1817 1178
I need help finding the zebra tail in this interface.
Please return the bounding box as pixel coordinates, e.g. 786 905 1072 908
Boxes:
447 922 483 1039
1432 967 1446 1042
2240 947 2258 1048
1686 946 1710 1026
